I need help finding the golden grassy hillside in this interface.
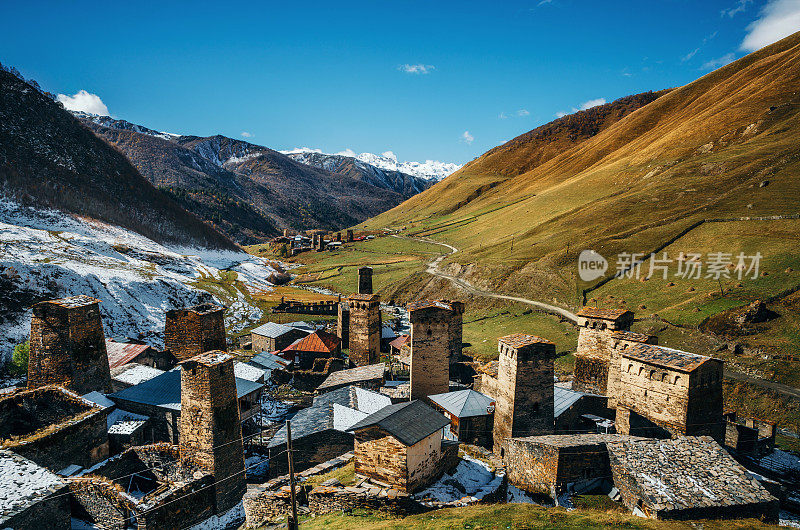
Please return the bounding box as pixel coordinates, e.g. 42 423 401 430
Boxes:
362 31 800 307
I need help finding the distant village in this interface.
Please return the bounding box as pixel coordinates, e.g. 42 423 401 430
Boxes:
2 262 799 529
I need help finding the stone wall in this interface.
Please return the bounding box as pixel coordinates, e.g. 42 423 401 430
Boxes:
28 297 112 395
353 427 409 491
358 266 373 295
409 307 450 401
444 300 464 366
504 437 560 496
337 303 350 349
348 295 380 366
0 387 109 471
179 353 246 513
494 338 555 455
164 304 226 361
268 430 354 477
3 483 71 530
573 327 611 395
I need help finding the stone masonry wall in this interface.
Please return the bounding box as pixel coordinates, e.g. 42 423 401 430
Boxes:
179 354 246 513
504 438 560 496
354 428 409 492
409 309 450 401
348 296 380 366
28 299 112 394
337 303 350 349
4 483 70 530
573 327 611 395
165 305 226 361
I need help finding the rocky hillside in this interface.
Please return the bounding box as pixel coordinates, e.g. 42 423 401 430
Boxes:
0 66 238 251
284 150 431 197
80 116 424 244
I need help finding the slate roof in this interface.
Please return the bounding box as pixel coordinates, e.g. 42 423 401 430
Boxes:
512 433 643 448
0 450 66 521
106 340 153 368
347 400 450 446
317 364 386 390
498 333 553 348
109 369 263 411
406 299 453 312
268 386 391 448
606 437 776 512
576 307 633 321
250 351 292 371
610 330 654 343
282 330 341 354
428 390 494 418
475 360 499 378
251 321 294 338
622 343 715 373
348 294 379 302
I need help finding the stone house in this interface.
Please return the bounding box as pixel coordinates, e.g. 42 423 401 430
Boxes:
607 436 779 521
82 391 149 456
317 363 386 393
572 307 636 396
250 321 308 353
615 343 725 442
389 334 411 369
105 339 176 371
505 433 644 499
267 386 391 477
723 411 777 457
348 400 458 494
108 368 263 443
428 389 495 449
348 293 381 366
0 449 71 530
0 385 109 472
28 295 113 395
247 351 293 384
280 329 342 369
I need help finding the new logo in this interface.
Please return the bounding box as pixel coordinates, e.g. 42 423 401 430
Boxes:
578 250 608 281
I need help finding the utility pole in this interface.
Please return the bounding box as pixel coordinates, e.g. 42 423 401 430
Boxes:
286 420 299 530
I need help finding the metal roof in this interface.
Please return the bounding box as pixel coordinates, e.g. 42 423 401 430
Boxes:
249 351 292 371
108 370 262 411
250 321 294 338
347 400 450 446
388 334 410 350
105 340 153 368
428 390 494 418
381 324 397 340
553 386 597 418
317 364 386 390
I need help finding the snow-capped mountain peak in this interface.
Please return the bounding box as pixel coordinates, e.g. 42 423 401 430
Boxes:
281 147 460 182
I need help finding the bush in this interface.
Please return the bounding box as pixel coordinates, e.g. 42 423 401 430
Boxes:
8 341 29 377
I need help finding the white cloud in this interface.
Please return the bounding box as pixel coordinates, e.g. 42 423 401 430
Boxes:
682 48 701 62
398 63 435 74
56 90 109 116
702 52 737 69
555 111 568 118
516 109 530 117
740 0 800 51
335 148 357 157
537 0 553 5
461 131 474 145
721 0 753 17
498 112 508 119
578 98 606 110
241 131 253 138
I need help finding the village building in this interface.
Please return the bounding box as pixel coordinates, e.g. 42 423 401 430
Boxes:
82 391 150 455
105 338 176 371
358 265 373 294
505 433 644 499
0 385 109 472
348 400 458 494
381 323 397 353
250 321 309 353
108 367 263 443
70 354 248 528
493 334 556 456
607 436 779 521
247 351 293 384
379 380 411 403
234 361 267 384
723 411 777 457
407 300 453 401
572 307 636 395
267 386 391 476
280 329 342 369
27 295 113 395
389 334 411 364
428 389 495 449
337 301 350 348
316 363 386 393
615 343 725 442
553 386 612 434
110 363 165 392
164 303 227 361
0 450 71 529
347 293 381 366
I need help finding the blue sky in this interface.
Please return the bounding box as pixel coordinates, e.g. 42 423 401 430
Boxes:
1 0 798 164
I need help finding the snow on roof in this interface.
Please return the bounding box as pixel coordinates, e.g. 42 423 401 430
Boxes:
112 365 164 386
0 450 66 518
428 389 494 418
82 391 115 409
234 362 266 382
106 408 148 432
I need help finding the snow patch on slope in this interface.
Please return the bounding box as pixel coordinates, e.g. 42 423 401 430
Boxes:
282 147 460 181
0 197 277 360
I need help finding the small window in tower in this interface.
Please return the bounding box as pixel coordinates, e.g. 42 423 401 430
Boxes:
219 365 224 375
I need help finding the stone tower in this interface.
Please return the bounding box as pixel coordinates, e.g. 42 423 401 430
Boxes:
442 300 465 365
179 352 245 513
28 295 112 394
337 301 350 349
572 307 634 395
164 303 226 361
347 294 380 366
358 266 373 295
493 334 555 456
346 229 354 242
408 301 452 401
